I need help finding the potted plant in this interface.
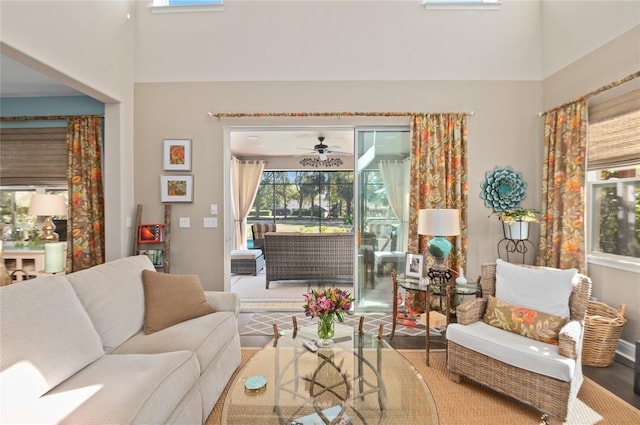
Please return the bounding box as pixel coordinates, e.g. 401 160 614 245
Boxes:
498 208 540 240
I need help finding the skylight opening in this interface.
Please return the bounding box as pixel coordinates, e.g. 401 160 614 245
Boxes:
151 0 223 14
424 0 501 10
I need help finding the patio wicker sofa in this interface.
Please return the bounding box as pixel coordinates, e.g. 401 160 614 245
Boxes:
264 232 354 288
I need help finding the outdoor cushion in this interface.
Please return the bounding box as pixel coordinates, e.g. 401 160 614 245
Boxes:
495 259 576 317
230 249 262 259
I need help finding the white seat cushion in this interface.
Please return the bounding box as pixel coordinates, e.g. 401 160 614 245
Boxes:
230 249 262 259
0 275 104 401
447 321 576 382
114 311 238 371
2 351 199 425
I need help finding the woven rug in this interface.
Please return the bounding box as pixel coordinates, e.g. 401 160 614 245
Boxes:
239 311 436 338
206 349 640 425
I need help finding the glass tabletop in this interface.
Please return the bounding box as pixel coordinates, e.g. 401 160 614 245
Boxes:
221 323 439 425
396 274 479 296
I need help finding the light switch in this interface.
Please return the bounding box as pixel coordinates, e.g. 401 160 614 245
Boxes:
179 217 190 228
203 217 217 228
210 204 218 215
126 217 132 228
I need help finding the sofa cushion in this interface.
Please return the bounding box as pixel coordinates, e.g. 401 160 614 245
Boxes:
495 259 576 317
447 321 576 382
142 270 214 334
483 295 568 345
67 255 155 353
2 351 199 425
0 275 104 401
114 310 237 371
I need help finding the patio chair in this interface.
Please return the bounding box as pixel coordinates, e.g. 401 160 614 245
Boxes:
251 223 277 258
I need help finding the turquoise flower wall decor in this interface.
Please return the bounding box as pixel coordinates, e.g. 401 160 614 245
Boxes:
480 166 527 212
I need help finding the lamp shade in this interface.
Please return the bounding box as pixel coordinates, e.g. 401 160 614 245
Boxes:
418 209 460 236
28 194 67 217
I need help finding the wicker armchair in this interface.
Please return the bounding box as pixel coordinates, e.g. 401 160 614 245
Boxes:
447 263 592 423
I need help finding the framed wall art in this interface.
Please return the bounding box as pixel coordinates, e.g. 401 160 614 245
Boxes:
163 139 192 171
138 224 163 243
161 174 194 203
405 252 424 279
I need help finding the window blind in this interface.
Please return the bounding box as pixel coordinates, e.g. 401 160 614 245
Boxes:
0 127 67 186
588 89 640 169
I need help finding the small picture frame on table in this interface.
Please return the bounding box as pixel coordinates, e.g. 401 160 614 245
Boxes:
138 224 163 244
163 139 192 171
161 174 193 203
405 253 424 279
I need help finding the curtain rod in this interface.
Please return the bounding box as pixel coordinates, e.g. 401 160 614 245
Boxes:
0 114 104 122
538 70 640 117
207 111 475 119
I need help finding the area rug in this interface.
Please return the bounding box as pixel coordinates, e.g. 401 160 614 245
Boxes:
205 349 640 425
240 311 436 338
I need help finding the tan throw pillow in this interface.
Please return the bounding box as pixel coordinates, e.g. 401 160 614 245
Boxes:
142 270 214 334
483 295 568 345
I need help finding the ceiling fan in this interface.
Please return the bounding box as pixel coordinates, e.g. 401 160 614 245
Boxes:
297 136 352 161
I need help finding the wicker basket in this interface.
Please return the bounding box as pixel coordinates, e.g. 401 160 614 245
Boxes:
582 301 626 367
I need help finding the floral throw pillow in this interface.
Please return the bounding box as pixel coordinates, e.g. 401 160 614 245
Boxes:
483 296 568 345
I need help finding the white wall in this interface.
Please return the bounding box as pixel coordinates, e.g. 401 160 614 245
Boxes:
134 80 542 291
0 0 137 260
541 0 640 79
135 0 543 82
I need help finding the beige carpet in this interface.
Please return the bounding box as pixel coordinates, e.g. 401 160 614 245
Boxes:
206 348 640 425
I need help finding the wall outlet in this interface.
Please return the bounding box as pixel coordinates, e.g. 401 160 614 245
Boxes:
210 204 218 215
203 217 217 228
179 217 190 228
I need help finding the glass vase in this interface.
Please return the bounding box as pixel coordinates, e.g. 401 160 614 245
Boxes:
317 314 335 347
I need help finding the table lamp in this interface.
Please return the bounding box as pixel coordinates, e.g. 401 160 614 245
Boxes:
418 208 460 270
28 194 67 241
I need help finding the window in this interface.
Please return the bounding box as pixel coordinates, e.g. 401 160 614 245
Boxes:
0 127 68 243
1 187 68 242
248 171 353 235
424 0 500 10
151 0 223 13
587 89 640 268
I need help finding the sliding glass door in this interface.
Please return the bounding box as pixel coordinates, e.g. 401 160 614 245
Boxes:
354 128 410 311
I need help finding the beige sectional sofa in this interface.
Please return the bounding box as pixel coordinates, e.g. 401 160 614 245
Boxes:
0 255 241 424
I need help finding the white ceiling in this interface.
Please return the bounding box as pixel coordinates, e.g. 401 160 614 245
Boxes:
230 128 355 158
0 55 82 97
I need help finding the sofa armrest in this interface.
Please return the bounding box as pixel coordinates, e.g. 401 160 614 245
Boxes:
205 291 240 317
455 298 487 325
558 320 583 359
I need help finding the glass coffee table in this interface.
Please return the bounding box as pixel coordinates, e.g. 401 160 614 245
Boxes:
221 323 439 424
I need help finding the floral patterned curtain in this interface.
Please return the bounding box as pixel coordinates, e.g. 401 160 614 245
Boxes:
408 113 468 274
67 116 105 271
539 101 587 272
